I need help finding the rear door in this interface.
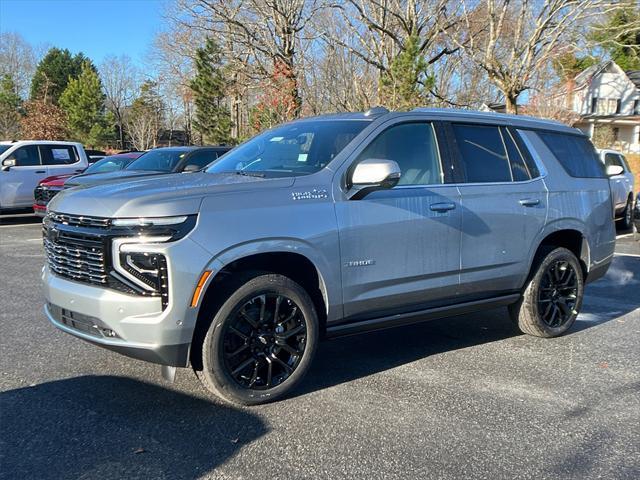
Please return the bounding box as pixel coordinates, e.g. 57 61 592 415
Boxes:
0 144 47 208
39 144 84 178
447 123 548 298
335 118 462 320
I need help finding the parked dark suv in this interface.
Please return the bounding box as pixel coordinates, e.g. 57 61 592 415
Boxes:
64 145 231 188
42 108 615 405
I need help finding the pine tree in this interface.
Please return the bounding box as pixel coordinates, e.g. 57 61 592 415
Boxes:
590 5 640 71
126 80 165 151
59 62 112 147
0 74 22 139
30 48 96 104
379 35 434 110
190 38 232 145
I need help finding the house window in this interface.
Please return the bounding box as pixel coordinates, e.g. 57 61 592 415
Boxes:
613 127 619 141
595 98 621 115
634 99 640 115
615 99 621 114
591 97 597 113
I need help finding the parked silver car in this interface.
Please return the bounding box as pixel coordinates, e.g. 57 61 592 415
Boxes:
41 108 616 405
599 148 635 229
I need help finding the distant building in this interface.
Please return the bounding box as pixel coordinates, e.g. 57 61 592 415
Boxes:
569 61 640 153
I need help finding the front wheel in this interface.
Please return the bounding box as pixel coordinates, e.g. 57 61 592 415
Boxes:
509 247 584 338
197 274 319 405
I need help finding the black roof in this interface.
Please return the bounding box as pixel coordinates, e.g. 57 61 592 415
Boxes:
626 70 640 89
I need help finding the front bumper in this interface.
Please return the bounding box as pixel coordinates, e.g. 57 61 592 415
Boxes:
41 235 214 367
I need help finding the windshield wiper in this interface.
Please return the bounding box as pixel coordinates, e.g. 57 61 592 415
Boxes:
236 171 265 178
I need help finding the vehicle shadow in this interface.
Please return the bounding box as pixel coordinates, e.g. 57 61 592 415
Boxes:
0 212 41 226
299 307 520 397
299 254 640 397
0 376 267 480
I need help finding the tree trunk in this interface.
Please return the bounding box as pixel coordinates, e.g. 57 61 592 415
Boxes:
505 93 518 114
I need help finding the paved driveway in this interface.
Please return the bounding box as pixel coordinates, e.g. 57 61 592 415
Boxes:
1 215 638 479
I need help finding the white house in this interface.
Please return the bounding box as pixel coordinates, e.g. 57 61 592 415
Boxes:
569 61 640 153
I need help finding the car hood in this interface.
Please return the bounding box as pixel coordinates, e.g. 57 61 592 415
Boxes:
48 172 295 218
40 174 75 187
64 169 163 187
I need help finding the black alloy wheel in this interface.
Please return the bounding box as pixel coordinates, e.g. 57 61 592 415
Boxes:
537 259 579 328
222 294 307 390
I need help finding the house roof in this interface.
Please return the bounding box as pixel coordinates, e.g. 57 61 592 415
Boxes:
626 70 640 89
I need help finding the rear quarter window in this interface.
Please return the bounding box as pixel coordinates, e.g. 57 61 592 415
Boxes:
537 132 604 178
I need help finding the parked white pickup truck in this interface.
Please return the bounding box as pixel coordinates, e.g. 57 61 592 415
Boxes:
0 141 89 213
599 149 635 229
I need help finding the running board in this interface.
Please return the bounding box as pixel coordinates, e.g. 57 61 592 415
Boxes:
326 294 520 338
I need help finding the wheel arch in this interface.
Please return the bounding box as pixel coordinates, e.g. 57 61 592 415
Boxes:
190 243 333 369
525 224 590 286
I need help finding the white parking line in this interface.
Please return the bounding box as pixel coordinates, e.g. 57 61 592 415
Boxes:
616 233 634 239
614 252 640 258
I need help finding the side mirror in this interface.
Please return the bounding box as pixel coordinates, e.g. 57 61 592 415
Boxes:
182 164 202 173
1 158 15 171
349 158 401 200
606 165 623 176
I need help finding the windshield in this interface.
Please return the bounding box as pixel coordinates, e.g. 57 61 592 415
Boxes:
206 120 369 177
84 156 135 174
126 149 190 172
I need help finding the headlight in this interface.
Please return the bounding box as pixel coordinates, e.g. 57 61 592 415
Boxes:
112 216 188 227
121 251 168 296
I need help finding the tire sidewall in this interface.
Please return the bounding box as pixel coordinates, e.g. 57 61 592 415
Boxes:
202 274 319 405
528 247 584 336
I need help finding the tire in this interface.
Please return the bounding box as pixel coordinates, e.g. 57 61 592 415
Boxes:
617 196 633 230
197 273 319 405
509 247 584 338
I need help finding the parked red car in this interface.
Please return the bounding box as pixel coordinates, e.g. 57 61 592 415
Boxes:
33 152 143 216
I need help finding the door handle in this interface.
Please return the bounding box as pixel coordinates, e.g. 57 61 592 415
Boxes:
519 198 540 207
35 170 46 174
430 202 456 212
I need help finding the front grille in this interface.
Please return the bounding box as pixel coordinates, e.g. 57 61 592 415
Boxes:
43 228 107 286
44 212 170 309
48 211 111 228
34 186 62 204
48 303 119 338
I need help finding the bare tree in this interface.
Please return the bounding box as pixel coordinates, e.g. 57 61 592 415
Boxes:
100 55 139 149
0 32 38 99
322 0 458 104
440 0 629 114
175 0 324 117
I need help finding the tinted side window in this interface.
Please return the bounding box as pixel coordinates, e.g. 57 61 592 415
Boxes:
618 154 630 172
356 122 442 186
537 132 604 178
501 127 530 181
9 145 40 166
604 153 623 169
184 150 217 169
40 145 78 165
452 124 511 183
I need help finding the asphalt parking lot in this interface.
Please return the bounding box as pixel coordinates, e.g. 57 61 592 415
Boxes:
1 214 639 480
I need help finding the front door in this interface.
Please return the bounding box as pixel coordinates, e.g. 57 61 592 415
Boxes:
335 120 462 321
0 145 47 209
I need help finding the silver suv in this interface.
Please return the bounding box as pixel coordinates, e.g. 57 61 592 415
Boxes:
41 108 616 405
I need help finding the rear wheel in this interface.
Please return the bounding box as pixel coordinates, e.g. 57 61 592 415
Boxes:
617 196 633 230
509 247 583 338
197 273 318 405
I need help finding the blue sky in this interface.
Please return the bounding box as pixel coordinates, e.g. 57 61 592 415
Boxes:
0 0 164 64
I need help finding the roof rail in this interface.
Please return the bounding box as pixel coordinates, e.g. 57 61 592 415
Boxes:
364 106 389 117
